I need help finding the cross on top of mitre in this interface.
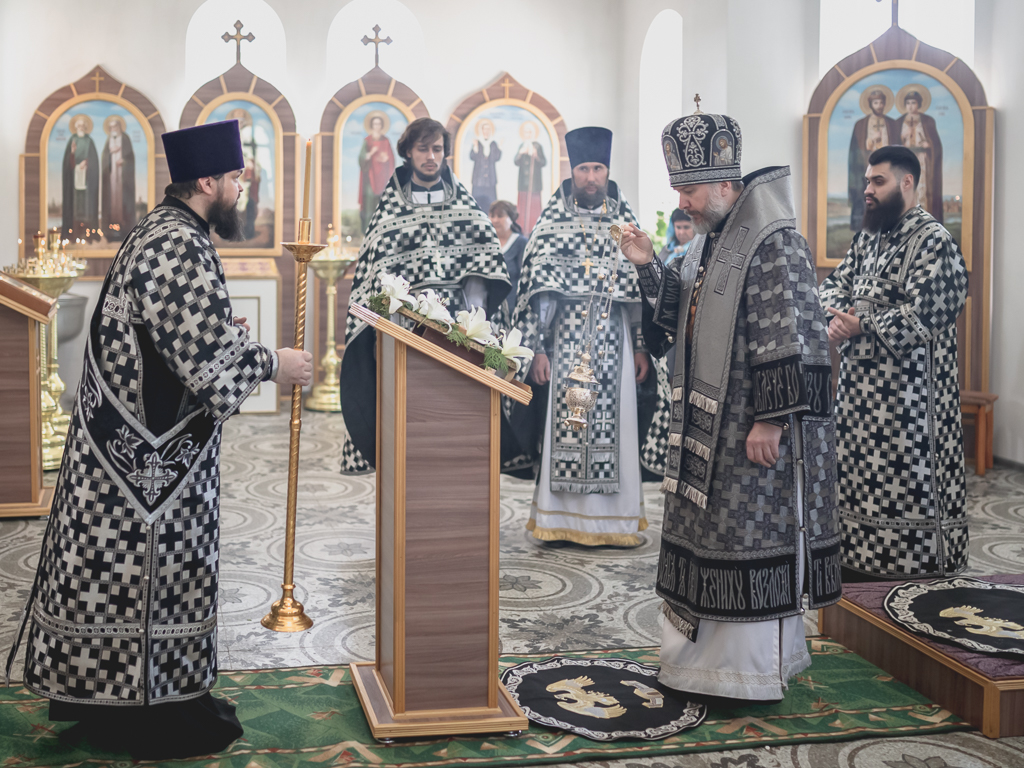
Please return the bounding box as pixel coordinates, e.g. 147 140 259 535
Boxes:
362 24 393 68
222 20 255 65
876 0 900 27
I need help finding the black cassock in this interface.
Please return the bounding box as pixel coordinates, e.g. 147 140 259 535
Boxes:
7 196 275 758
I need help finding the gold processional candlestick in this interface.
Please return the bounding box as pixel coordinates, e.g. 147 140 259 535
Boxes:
304 226 355 412
262 140 325 632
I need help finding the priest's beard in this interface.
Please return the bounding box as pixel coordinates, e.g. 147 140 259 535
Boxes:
573 183 608 210
207 190 245 241
862 187 905 234
689 186 733 234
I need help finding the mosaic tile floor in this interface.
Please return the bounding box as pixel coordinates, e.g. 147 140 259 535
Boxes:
2 412 1022 767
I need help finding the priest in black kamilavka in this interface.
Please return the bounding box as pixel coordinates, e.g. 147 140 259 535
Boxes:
505 126 671 547
340 118 511 474
5 120 313 758
820 145 968 581
618 109 841 700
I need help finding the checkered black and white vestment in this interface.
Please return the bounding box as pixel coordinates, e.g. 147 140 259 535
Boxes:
506 180 671 491
820 206 968 579
8 199 274 705
339 166 511 474
638 167 841 629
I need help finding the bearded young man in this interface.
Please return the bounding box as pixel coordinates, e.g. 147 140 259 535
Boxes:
6 120 313 758
820 144 968 582
340 117 511 474
618 111 840 701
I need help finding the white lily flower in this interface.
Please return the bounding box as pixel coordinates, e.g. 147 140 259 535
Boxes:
415 289 454 331
455 306 499 346
379 272 415 314
499 328 534 366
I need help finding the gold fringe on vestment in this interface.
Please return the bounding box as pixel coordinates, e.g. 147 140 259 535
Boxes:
526 518 648 547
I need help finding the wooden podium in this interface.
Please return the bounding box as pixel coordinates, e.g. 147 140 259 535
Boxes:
0 273 57 518
348 305 531 740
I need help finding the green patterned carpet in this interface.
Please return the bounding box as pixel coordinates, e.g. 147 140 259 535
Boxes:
0 637 968 768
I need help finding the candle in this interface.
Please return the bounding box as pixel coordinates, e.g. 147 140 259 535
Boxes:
301 139 312 220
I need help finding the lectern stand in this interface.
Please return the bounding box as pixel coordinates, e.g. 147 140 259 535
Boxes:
0 273 57 518
348 305 531 740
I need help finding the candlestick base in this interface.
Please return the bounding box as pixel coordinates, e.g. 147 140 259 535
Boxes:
261 584 314 632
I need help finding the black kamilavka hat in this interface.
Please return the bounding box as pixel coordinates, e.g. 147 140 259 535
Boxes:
565 126 612 169
162 120 245 183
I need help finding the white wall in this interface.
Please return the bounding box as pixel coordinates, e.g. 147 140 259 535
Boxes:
726 0 819 227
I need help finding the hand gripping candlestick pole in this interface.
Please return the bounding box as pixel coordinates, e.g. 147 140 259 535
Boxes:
262 140 325 632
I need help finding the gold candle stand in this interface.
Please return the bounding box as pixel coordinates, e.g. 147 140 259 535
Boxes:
261 217 325 632
5 233 84 470
304 234 355 412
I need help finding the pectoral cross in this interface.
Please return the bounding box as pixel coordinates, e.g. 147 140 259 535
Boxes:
222 20 255 65
501 77 514 99
90 69 104 92
362 25 393 68
582 256 595 277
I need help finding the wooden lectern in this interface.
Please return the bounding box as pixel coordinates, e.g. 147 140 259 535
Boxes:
348 304 531 740
0 273 57 518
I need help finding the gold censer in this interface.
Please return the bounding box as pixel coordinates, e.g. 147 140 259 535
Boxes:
562 223 623 432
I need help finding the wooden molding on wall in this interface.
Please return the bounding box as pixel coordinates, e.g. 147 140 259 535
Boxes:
20 66 169 270
179 63 299 356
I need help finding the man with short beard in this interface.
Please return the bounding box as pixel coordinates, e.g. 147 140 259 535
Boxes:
821 144 968 582
7 119 312 758
505 126 671 546
340 117 511 474
619 110 839 701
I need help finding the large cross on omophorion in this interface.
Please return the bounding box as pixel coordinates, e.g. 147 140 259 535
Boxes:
222 20 255 65
713 227 750 293
362 25 393 68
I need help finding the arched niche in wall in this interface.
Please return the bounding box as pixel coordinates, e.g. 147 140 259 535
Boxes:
312 66 428 373
445 73 567 235
20 66 168 276
179 63 299 257
179 62 299 363
804 24 993 393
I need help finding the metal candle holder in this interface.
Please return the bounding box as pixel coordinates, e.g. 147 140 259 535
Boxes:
304 227 356 412
4 230 86 469
261 217 326 633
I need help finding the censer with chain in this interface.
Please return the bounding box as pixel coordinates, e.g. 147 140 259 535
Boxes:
563 222 625 430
